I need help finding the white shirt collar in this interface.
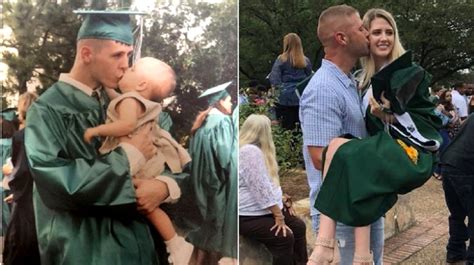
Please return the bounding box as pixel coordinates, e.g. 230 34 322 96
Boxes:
209 107 225 115
58 74 100 97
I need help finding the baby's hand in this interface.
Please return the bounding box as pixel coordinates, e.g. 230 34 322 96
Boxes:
84 128 98 144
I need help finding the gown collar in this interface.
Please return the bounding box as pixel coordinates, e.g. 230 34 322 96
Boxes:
59 74 101 97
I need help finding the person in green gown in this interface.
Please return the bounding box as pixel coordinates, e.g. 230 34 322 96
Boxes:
309 9 442 264
24 11 182 265
187 82 237 265
1 115 17 237
3 92 40 265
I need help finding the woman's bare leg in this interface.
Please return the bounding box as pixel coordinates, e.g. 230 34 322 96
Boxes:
308 138 350 264
353 226 373 265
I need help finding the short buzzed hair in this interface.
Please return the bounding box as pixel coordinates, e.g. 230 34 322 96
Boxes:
453 82 464 90
317 5 358 46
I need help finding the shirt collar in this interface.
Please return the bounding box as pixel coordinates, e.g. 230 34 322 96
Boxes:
58 74 101 97
321 59 356 89
210 107 226 115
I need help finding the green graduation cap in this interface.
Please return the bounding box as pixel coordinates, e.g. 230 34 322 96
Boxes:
75 10 146 45
199 81 233 105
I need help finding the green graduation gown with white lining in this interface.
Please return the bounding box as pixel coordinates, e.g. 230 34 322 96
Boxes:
315 56 442 227
186 110 237 258
25 81 160 265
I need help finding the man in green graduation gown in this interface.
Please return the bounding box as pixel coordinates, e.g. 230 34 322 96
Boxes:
24 11 181 265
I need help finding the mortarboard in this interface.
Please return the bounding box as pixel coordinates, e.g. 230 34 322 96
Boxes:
75 10 146 46
199 81 233 105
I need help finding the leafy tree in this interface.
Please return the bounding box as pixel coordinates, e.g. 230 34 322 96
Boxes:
239 0 324 86
2 0 237 142
239 94 302 179
2 0 85 94
142 0 237 141
239 0 474 87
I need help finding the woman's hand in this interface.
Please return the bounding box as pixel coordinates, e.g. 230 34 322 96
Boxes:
436 104 445 112
270 214 292 237
369 93 395 124
283 194 296 216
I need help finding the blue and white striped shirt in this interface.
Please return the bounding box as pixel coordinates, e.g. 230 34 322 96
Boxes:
299 59 367 216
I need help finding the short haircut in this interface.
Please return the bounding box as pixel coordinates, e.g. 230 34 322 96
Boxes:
317 4 358 45
453 82 464 90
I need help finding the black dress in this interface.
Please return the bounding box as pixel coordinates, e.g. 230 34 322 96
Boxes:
3 129 41 265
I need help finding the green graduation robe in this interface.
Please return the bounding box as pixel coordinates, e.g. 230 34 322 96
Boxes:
25 81 160 265
1 138 12 235
315 56 442 227
186 110 237 258
158 111 173 133
222 108 238 258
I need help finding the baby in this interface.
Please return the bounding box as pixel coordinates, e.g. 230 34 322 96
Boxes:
84 57 193 265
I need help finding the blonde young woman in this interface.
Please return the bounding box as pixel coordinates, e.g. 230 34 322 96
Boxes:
239 114 307 265
308 9 442 265
269 33 312 130
17 92 38 129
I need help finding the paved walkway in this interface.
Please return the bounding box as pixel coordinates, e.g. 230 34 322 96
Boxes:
383 177 450 264
383 211 448 264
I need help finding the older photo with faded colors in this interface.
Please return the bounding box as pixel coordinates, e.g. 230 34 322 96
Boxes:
1 0 237 264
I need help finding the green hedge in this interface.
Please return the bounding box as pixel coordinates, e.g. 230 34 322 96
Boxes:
239 94 303 178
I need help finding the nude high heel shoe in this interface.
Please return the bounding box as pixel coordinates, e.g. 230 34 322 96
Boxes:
307 237 340 265
353 251 373 265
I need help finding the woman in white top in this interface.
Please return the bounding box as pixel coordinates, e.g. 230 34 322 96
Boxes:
239 114 307 265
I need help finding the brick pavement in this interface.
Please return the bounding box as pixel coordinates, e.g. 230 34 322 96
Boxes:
383 212 448 264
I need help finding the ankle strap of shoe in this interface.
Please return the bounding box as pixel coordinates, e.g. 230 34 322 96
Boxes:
315 237 336 248
353 251 374 263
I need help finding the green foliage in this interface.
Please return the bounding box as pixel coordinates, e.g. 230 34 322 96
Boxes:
138 0 237 141
239 0 324 86
240 0 474 86
375 1 474 84
3 0 237 142
272 125 303 179
239 92 303 178
3 0 84 94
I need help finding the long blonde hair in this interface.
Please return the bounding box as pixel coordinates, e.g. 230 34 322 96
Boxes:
279 33 307 69
239 114 280 185
18 92 38 128
359 8 406 89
